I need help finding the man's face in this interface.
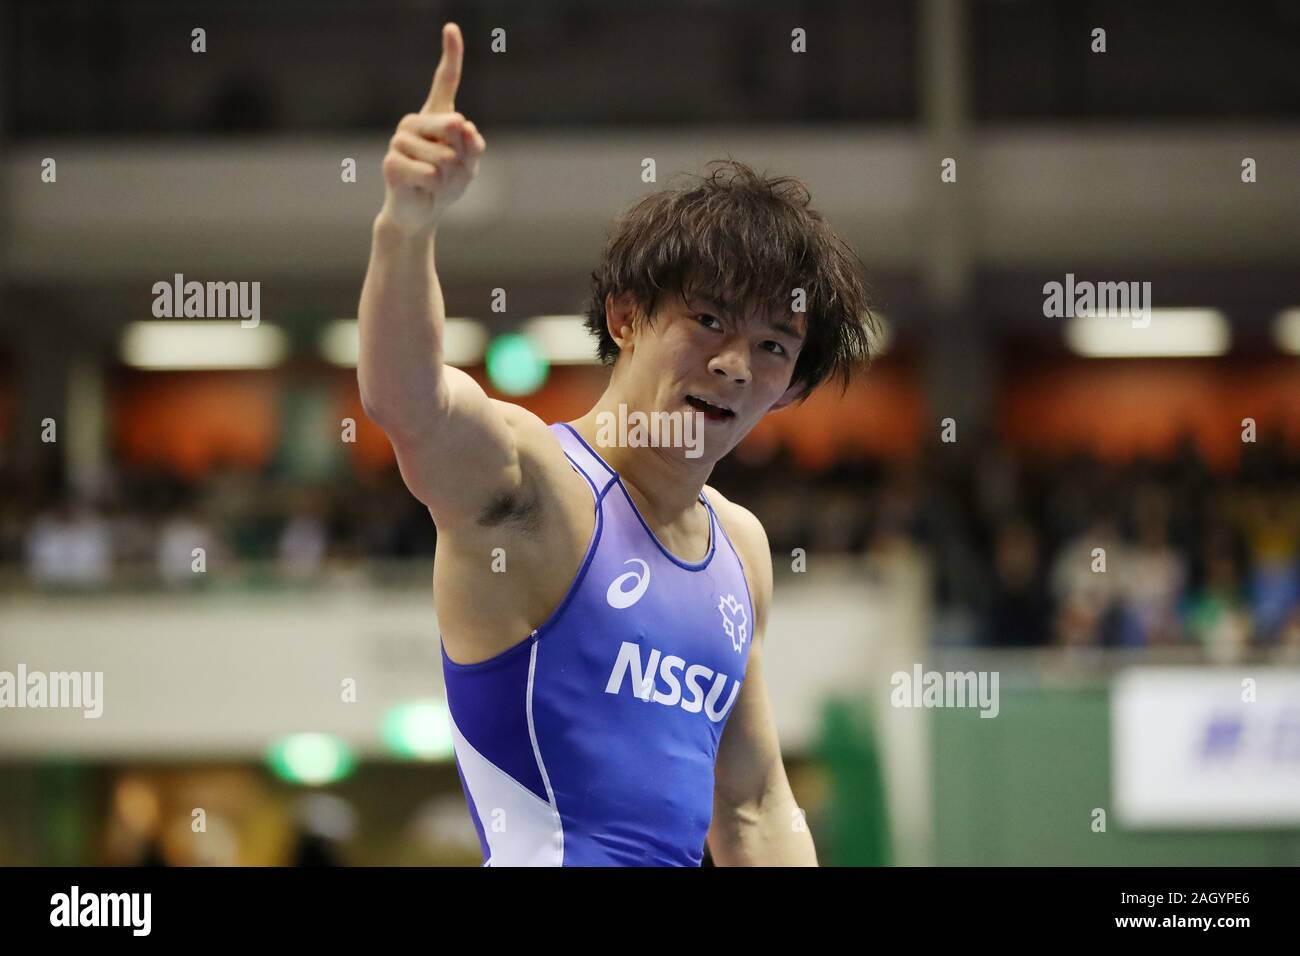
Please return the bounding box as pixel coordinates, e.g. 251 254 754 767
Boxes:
608 290 806 462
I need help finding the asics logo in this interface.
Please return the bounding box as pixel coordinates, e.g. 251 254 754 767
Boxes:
606 558 651 609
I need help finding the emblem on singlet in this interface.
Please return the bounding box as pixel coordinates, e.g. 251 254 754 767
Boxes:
717 594 749 652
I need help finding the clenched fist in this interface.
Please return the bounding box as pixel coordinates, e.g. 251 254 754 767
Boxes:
379 23 487 237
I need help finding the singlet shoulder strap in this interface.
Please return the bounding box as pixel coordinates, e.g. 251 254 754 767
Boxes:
550 422 618 495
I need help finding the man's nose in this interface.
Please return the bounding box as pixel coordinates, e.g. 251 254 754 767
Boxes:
709 342 750 384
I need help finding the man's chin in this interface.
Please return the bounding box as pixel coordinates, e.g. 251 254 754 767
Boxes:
682 418 748 464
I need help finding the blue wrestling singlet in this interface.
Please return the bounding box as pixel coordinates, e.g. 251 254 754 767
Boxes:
441 422 756 866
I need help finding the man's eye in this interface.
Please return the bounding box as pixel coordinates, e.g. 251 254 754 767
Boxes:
695 313 722 330
762 341 787 356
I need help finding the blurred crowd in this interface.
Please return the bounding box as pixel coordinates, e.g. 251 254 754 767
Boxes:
717 429 1300 655
0 460 433 589
4 430 1299 654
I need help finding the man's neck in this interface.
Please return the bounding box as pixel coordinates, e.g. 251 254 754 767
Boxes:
568 396 714 529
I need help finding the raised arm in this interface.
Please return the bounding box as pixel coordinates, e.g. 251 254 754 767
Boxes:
357 23 529 530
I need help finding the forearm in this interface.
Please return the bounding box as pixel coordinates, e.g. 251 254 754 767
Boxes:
356 212 449 426
708 780 818 866
359 22 484 428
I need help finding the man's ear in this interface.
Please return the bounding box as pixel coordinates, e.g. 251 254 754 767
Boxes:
768 380 807 412
605 291 641 351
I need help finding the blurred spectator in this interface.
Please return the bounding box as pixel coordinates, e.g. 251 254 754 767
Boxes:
24 501 111 588
1050 517 1122 647
278 492 329 581
1241 492 1300 643
157 508 217 586
985 518 1051 647
1184 547 1251 663
1116 491 1186 646
290 794 356 867
1278 608 1300 662
809 487 868 553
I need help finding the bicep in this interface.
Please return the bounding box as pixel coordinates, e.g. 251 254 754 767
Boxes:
712 504 783 808
712 639 785 812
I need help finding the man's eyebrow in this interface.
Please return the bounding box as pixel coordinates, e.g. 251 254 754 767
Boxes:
689 297 731 317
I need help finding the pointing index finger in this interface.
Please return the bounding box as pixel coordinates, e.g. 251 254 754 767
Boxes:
424 22 464 114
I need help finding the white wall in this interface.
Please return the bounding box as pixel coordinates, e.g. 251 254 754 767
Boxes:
6 128 1298 284
0 556 928 759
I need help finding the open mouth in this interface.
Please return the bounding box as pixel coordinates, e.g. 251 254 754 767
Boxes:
685 394 736 421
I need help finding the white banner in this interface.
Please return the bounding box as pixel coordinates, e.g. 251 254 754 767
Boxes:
1112 667 1300 827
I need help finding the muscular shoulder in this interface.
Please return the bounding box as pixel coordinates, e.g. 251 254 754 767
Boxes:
702 485 773 636
472 402 574 527
436 403 587 551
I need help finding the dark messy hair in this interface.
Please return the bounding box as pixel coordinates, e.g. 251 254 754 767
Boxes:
583 159 877 401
